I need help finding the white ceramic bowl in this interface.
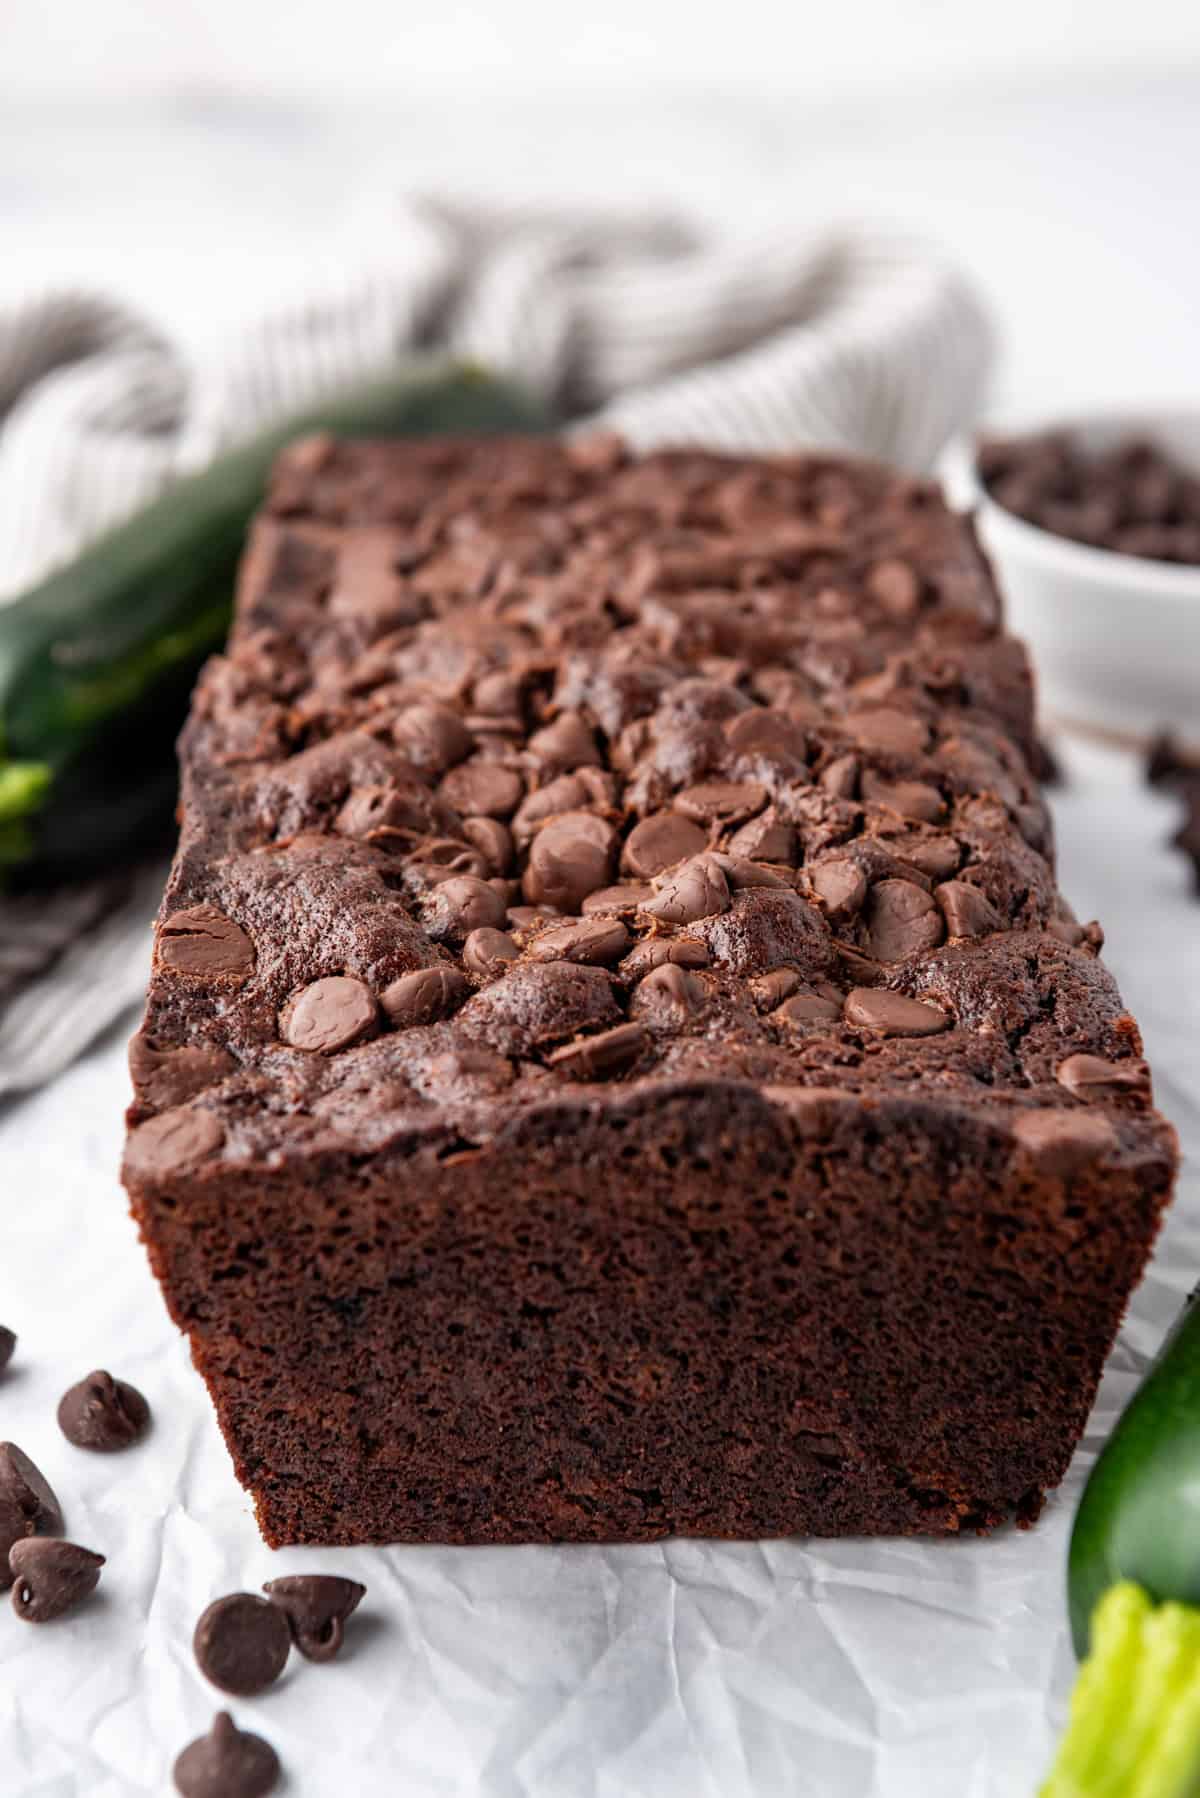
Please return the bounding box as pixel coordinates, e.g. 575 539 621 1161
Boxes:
948 412 1200 747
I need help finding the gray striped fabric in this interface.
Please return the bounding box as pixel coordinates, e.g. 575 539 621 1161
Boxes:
0 198 991 1094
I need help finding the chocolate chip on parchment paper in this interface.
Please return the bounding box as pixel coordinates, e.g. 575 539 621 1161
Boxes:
58 1370 151 1452
262 1574 366 1662
174 1712 281 1798
0 1327 14 1374
0 1443 63 1589
9 1538 104 1622
193 1593 291 1696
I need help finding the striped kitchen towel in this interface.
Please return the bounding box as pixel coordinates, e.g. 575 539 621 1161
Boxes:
0 196 991 1094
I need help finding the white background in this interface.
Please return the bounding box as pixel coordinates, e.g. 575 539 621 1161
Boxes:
3 8 1200 1794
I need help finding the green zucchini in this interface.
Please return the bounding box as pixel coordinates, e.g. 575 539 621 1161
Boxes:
0 358 549 884
1069 1290 1200 1659
1041 1583 1200 1797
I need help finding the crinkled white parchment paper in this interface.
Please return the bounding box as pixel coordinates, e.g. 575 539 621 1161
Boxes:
1 737 1196 1798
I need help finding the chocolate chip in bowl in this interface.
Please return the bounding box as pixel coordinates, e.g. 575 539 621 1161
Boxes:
956 412 1200 744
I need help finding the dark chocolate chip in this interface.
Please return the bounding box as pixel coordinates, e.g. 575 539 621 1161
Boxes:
380 965 470 1028
775 991 845 1025
843 988 950 1036
546 1023 649 1081
675 782 767 826
641 855 730 925
391 703 473 775
866 557 921 619
1056 1053 1152 1103
461 815 515 875
725 808 796 865
748 968 802 1012
0 1444 63 1589
174 1712 280 1798
523 812 617 911
581 883 654 915
158 907 255 980
193 1594 291 1696
262 1574 366 1663
439 760 525 819
935 880 1002 940
463 927 519 979
0 1327 13 1374
629 962 705 1016
723 708 807 761
1012 1109 1117 1173
128 1034 236 1109
124 1107 225 1176
708 854 788 890
9 1538 104 1622
58 1370 150 1452
808 858 868 921
621 812 707 879
423 874 509 943
864 879 945 962
620 937 710 979
526 710 602 772
819 753 859 798
861 772 945 823
279 976 379 1054
845 706 929 757
526 918 631 965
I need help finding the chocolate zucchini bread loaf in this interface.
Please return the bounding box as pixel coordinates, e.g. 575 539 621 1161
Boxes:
123 434 1177 1547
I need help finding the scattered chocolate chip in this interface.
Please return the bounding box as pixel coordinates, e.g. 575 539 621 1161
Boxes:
9 1538 104 1622
581 883 654 915
748 968 802 1012
1146 732 1200 790
423 874 509 943
124 1107 224 1176
174 1712 280 1798
843 988 950 1036
819 753 859 798
527 710 602 772
864 879 945 962
461 815 515 874
439 760 524 819
380 965 470 1028
0 1328 13 1374
0 1444 62 1589
279 976 378 1054
1056 1053 1152 1103
1012 1109 1117 1174
709 854 788 890
546 1023 649 1081
194 1593 291 1696
57 1370 150 1452
808 859 868 921
935 880 1002 939
463 927 519 979
526 917 631 965
776 991 844 1025
675 781 767 826
620 937 710 979
861 772 945 823
725 808 796 864
392 703 473 775
641 855 730 924
523 812 617 911
158 907 255 980
845 707 929 758
621 812 707 879
629 962 704 1016
723 708 807 761
866 557 921 618
262 1574 366 1662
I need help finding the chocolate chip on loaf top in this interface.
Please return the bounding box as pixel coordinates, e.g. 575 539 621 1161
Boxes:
129 436 1152 1173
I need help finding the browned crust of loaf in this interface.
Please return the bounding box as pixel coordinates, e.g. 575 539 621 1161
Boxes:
123 435 1178 1546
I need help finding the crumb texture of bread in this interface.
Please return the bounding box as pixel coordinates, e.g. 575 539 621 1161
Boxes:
122 435 1177 1546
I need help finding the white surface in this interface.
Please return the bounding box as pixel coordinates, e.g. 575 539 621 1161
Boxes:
6 0 1200 99
1 737 1197 1797
956 412 1200 743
